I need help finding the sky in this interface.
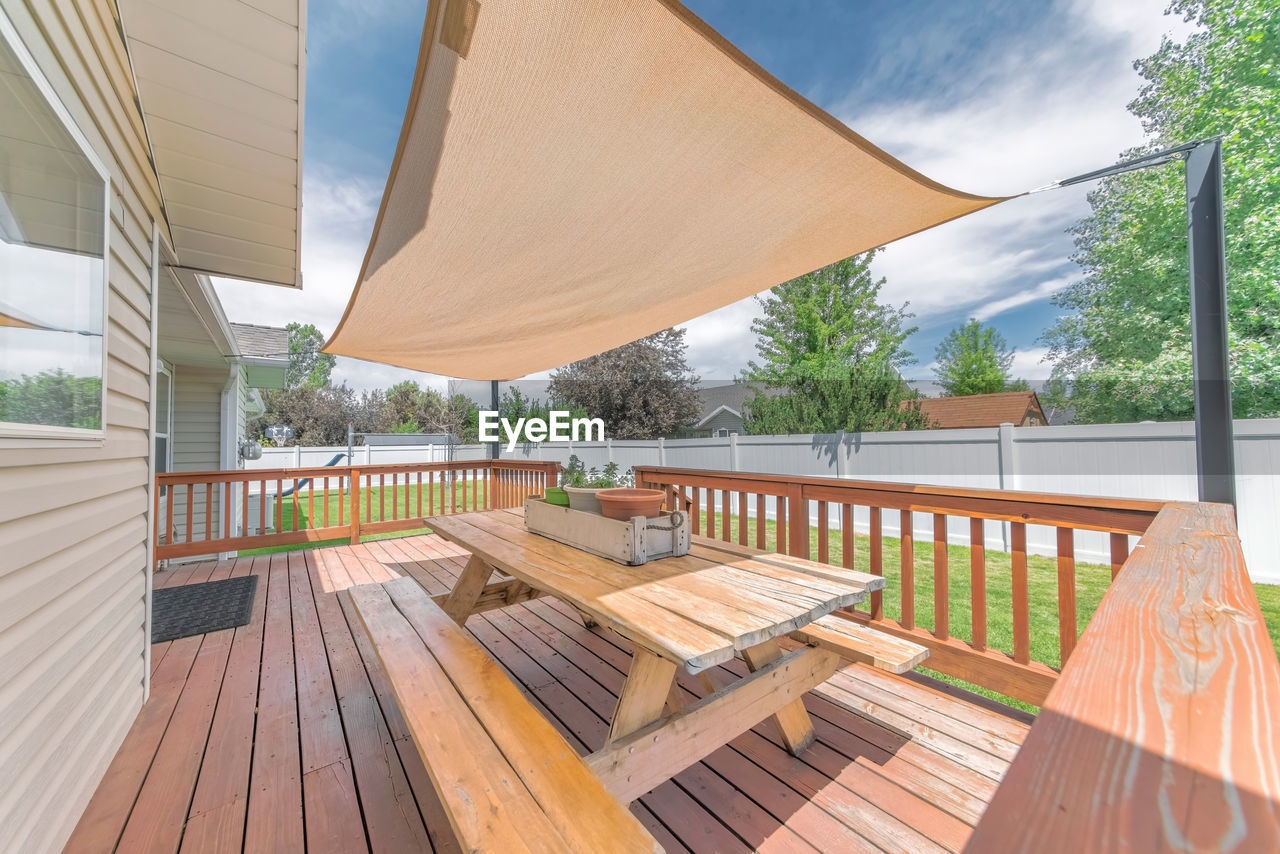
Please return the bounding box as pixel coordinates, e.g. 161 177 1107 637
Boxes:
213 0 1195 394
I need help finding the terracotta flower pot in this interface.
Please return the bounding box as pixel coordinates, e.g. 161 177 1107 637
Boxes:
596 488 666 521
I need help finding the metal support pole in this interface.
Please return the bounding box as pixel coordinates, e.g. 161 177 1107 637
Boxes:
1185 139 1235 506
489 379 500 459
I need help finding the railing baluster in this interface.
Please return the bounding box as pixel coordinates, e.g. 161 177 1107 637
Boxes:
307 477 315 530
222 481 231 542
755 494 765 549
1011 522 1030 664
869 506 883 620
259 479 266 533
775 496 787 555
970 517 987 650
706 488 715 538
428 471 435 515
205 483 213 541
691 488 701 535
241 480 249 539
720 489 730 541
275 479 283 533
292 478 301 531
323 477 330 528
379 473 386 521
841 503 853 570
900 509 914 629
417 471 424 518
1110 531 1129 579
337 476 344 526
788 485 809 559
350 468 362 545
186 483 194 544
933 513 948 640
1058 527 1077 665
452 469 459 513
817 500 829 564
737 492 747 545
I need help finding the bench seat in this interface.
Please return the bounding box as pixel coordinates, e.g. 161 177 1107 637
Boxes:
347 576 661 853
790 613 929 674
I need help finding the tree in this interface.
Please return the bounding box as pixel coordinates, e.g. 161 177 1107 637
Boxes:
285 322 336 389
934 319 1026 396
249 383 378 446
548 328 700 439
742 251 928 433
1043 0 1280 422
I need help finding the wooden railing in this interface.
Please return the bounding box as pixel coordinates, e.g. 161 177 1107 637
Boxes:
156 459 559 561
635 465 1167 705
967 501 1280 850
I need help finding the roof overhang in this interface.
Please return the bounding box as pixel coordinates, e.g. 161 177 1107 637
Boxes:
118 0 306 288
695 405 742 428
325 0 1006 379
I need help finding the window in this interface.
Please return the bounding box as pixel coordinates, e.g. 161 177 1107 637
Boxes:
0 13 110 438
155 362 172 474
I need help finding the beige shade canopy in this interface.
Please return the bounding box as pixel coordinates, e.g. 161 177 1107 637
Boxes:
325 0 1008 380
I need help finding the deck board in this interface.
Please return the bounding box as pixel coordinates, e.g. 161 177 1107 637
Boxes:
65 533 1031 853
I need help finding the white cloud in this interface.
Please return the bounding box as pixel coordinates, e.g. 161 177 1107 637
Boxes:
1010 346 1054 381
972 274 1078 322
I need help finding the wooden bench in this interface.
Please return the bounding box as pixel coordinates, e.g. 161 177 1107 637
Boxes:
790 614 929 674
346 577 662 853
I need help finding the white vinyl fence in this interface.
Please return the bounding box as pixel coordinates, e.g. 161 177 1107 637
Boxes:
245 419 1280 583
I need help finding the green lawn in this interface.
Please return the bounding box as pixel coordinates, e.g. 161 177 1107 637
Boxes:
239 495 1280 714
239 481 487 556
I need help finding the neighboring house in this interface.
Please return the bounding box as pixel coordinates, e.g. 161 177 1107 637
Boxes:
0 0 304 849
914 390 1049 429
684 382 752 437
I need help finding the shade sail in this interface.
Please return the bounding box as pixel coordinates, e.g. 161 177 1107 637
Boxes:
325 0 1007 380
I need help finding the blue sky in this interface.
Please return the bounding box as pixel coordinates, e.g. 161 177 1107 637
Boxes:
214 0 1192 391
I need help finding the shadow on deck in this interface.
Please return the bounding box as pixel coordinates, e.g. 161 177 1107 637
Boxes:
64 534 1031 853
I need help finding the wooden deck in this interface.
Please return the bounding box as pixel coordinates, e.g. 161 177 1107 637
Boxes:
64 534 1032 853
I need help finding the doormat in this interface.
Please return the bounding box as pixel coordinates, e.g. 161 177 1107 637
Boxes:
151 575 258 643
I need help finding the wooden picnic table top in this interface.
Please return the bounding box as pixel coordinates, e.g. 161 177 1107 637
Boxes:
425 507 884 672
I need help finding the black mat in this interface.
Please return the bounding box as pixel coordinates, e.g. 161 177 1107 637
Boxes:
151 575 258 643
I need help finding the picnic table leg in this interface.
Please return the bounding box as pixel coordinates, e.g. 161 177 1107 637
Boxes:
741 639 816 754
440 554 496 623
607 648 678 745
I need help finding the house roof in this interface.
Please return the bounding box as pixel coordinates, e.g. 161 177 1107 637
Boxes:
117 0 306 287
695 383 751 425
915 391 1047 429
323 0 1006 379
230 323 289 360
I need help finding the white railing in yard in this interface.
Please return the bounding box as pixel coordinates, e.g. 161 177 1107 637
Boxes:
246 418 1280 583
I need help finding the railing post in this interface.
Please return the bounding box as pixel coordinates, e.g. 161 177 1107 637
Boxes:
349 468 361 545
546 461 559 487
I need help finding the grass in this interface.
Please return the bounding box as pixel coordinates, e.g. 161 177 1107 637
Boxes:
239 481 487 556
238 492 1280 714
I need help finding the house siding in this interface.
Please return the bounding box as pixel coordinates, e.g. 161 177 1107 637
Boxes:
702 409 745 436
0 0 164 851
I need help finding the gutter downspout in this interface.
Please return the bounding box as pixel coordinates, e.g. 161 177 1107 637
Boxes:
144 222 161 701
219 359 242 559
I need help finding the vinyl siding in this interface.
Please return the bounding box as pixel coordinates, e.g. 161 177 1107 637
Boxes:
702 409 745 436
0 0 164 851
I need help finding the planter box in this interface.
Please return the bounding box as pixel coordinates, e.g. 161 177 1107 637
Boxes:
524 497 690 565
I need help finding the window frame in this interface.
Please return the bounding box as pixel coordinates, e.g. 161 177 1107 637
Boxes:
0 6 112 443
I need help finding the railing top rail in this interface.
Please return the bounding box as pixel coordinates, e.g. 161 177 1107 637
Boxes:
966 501 1280 850
157 459 558 482
633 465 1168 516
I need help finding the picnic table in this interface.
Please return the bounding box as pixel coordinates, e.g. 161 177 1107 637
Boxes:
425 506 891 801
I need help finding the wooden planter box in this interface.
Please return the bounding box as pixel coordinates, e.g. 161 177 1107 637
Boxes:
524 497 690 565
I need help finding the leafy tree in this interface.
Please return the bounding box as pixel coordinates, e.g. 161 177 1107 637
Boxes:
548 328 700 439
934 319 1026 396
743 251 928 433
1043 0 1280 422
285 322 336 389
249 383 379 446
0 370 102 429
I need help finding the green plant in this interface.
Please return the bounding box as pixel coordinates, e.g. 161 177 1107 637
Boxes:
561 455 633 488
